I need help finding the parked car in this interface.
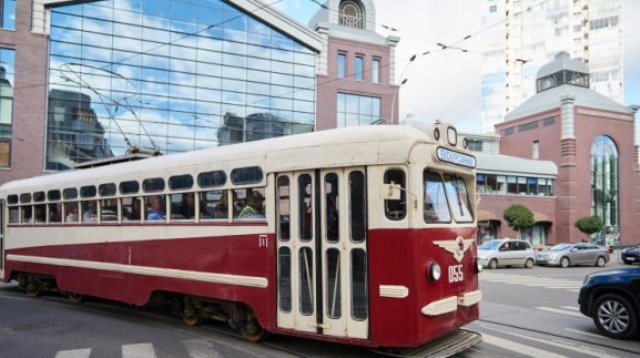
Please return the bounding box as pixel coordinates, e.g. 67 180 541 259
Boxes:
536 243 609 268
578 267 640 339
477 239 535 269
621 244 640 265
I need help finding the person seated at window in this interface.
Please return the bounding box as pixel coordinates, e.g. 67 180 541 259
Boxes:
238 191 265 219
181 192 196 220
66 205 78 223
83 201 97 222
146 195 165 221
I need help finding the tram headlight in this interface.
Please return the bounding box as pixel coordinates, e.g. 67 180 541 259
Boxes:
475 257 483 273
427 262 442 281
433 128 440 141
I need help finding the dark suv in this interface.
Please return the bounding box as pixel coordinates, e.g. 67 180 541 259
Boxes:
578 267 640 339
621 245 640 265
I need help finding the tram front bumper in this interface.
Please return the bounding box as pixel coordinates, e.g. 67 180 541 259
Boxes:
372 328 482 357
421 290 482 316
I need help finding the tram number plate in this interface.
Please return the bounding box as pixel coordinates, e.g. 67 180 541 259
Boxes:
448 265 464 283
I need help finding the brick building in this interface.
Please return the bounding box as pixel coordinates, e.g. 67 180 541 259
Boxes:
480 53 639 246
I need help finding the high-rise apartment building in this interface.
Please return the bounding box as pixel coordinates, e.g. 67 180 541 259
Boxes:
480 0 623 133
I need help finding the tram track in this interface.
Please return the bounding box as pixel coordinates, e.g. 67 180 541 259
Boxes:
476 318 640 356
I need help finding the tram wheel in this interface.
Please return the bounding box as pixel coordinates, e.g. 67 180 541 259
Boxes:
67 293 83 303
182 309 202 327
25 281 42 297
240 319 267 342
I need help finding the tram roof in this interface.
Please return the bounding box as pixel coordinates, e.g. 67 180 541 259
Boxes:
1 125 438 193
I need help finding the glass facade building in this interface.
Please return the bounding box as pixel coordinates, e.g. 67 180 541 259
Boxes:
46 0 317 169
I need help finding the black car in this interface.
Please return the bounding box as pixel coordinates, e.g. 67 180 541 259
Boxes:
578 267 640 339
621 245 640 265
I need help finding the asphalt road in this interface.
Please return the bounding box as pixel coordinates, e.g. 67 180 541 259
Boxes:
0 264 638 357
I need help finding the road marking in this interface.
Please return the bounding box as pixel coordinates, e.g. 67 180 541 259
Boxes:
483 326 616 358
122 343 157 358
535 306 585 318
183 339 222 358
565 327 608 339
481 333 568 358
55 349 92 358
480 273 583 292
561 306 580 311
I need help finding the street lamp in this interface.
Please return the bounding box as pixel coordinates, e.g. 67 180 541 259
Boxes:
391 54 416 123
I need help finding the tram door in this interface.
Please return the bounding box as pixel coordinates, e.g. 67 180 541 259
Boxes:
276 169 369 339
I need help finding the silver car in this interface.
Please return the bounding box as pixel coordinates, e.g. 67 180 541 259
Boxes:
478 239 536 269
536 243 609 268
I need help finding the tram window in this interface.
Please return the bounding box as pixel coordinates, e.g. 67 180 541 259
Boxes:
169 174 194 190
34 205 46 224
349 171 366 243
230 166 263 185
198 170 226 188
234 188 265 220
384 169 406 220
278 247 292 313
64 202 79 223
33 191 45 202
144 195 166 221
423 171 451 223
100 199 118 222
326 248 342 319
121 197 141 221
443 175 474 223
325 173 339 243
7 195 18 205
200 190 227 220
80 185 97 198
21 206 32 224
63 188 78 200
20 193 31 204
299 247 314 315
120 180 139 194
81 201 98 222
277 176 290 241
351 249 368 321
298 175 312 241
170 193 195 220
99 183 116 197
49 203 62 224
8 207 18 224
47 190 61 201
143 178 165 193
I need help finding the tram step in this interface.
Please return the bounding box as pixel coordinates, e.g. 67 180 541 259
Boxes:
371 328 482 358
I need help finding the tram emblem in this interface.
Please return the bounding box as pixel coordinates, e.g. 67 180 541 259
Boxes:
433 236 475 263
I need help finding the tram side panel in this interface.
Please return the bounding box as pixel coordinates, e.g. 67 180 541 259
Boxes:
3 226 277 328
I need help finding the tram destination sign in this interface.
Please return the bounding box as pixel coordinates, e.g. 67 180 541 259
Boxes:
436 147 476 168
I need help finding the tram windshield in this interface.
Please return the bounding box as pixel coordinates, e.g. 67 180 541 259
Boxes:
424 171 474 224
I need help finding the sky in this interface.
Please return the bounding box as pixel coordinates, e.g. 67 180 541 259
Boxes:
274 0 640 136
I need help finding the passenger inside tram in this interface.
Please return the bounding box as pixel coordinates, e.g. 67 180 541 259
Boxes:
146 196 165 221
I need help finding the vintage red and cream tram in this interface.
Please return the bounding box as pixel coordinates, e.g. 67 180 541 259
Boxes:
0 123 481 354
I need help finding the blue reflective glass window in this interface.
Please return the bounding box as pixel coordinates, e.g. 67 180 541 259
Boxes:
2 0 15 30
338 53 346 79
355 56 363 81
46 0 316 169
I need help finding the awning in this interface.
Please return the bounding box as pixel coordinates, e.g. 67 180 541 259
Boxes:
477 210 501 222
533 212 552 223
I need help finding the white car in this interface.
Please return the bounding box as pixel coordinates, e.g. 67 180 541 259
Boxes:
478 239 536 269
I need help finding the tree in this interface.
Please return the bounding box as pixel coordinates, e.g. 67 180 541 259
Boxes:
503 204 534 239
575 215 603 242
